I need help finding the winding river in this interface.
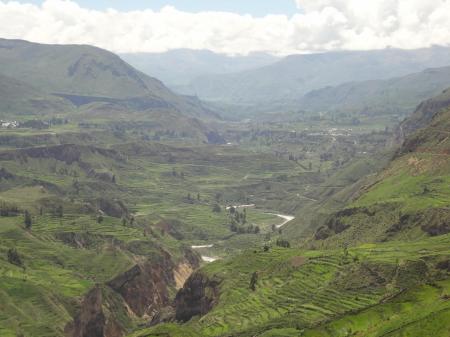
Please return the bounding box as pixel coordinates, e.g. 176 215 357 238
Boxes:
191 209 295 263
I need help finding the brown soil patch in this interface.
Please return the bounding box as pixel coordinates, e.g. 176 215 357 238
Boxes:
291 256 307 268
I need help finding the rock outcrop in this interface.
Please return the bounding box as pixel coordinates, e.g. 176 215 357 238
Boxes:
175 271 222 322
107 259 174 318
66 249 200 337
64 286 124 337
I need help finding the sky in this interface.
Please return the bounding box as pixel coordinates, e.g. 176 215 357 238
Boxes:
1 0 450 55
9 0 299 16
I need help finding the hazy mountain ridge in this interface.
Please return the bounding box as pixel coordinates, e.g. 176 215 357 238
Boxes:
187 47 450 105
299 66 450 117
120 49 279 94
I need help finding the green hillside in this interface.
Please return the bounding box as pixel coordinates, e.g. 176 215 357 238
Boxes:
0 39 221 142
310 89 450 247
0 39 170 99
130 236 450 337
0 74 74 118
299 67 450 118
2 38 450 337
125 88 450 337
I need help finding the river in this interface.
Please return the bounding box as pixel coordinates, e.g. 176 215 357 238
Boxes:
191 210 295 263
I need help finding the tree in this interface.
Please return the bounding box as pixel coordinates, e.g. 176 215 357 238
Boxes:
249 272 258 291
7 248 22 267
212 204 222 213
97 215 104 224
24 210 32 229
56 205 63 218
72 179 80 194
276 239 291 248
197 193 201 201
254 226 260 234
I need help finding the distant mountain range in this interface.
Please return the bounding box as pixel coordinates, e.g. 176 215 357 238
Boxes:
299 66 450 117
166 47 450 107
120 49 278 94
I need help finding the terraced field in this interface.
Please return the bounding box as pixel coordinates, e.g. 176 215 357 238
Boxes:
130 233 450 337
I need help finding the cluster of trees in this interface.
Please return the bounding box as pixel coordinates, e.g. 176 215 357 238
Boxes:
229 207 246 223
22 205 64 231
276 239 291 248
185 192 201 204
122 215 135 227
230 223 260 234
52 166 79 177
7 248 23 267
0 202 19 217
228 207 261 234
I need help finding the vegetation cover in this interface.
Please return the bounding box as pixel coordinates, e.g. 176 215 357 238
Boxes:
1 38 450 337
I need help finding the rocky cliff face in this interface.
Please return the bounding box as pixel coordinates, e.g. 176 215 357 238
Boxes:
174 271 222 322
64 286 123 337
66 249 200 337
107 255 174 318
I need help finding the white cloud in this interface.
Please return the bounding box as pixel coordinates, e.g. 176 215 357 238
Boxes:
0 0 450 55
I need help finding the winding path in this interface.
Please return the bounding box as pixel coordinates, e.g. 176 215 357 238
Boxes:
191 208 295 263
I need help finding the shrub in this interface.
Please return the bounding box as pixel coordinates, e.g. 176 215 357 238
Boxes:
7 248 23 267
249 272 258 291
212 204 222 213
276 239 291 248
24 210 32 229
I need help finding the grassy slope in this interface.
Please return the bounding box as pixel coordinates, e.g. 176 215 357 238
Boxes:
126 88 450 337
130 234 450 337
299 66 450 117
0 74 74 118
0 215 134 336
0 132 303 335
0 39 169 99
309 93 450 247
0 38 218 140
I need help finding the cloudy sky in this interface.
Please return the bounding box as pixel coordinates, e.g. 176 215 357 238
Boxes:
1 0 450 55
